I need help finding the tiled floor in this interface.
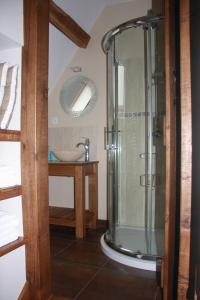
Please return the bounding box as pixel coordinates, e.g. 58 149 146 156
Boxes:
50 223 162 300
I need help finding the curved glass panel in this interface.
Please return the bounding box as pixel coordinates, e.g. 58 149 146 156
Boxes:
105 18 165 258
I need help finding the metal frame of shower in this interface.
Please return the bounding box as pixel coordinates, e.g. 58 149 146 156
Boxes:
102 15 163 53
103 14 164 259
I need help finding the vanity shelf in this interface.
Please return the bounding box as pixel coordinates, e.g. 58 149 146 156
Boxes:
49 206 94 228
0 129 21 141
49 161 98 238
0 237 27 257
0 185 22 201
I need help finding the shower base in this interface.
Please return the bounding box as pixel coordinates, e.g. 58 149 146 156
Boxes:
100 226 164 271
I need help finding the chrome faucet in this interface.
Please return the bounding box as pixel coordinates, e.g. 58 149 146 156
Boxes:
76 137 90 162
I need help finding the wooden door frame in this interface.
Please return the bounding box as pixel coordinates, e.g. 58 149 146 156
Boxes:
178 0 192 298
163 0 177 299
164 0 192 299
21 0 192 299
21 0 90 298
21 0 51 298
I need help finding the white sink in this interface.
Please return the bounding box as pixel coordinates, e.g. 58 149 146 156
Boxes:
53 148 85 161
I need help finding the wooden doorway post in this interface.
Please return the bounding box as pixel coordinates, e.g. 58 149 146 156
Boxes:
178 0 192 297
21 0 51 298
163 0 177 299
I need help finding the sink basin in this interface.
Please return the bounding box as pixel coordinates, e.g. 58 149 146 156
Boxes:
53 148 85 161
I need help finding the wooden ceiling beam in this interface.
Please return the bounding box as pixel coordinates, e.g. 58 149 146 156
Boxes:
49 0 91 48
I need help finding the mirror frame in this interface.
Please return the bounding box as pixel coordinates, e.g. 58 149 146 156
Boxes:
59 75 97 117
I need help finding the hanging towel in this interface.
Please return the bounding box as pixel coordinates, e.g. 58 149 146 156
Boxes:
0 62 9 108
48 148 59 161
0 63 9 86
0 65 18 129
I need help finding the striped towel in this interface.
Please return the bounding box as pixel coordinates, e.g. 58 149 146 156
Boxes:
0 65 18 129
0 62 9 107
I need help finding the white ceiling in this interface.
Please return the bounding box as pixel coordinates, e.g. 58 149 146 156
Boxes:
49 0 137 91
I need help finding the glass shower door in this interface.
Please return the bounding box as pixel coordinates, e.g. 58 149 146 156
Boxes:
105 20 165 258
106 25 148 255
115 26 148 255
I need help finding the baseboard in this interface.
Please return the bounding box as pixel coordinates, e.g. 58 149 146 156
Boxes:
18 281 30 300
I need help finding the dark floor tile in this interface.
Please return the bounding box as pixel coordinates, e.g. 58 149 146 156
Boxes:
104 259 157 280
50 221 107 243
56 240 108 267
50 225 76 240
52 257 98 299
50 224 160 300
84 228 105 243
76 267 157 300
50 236 74 256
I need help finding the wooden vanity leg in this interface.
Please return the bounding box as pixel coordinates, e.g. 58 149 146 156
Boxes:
75 166 85 238
89 163 98 229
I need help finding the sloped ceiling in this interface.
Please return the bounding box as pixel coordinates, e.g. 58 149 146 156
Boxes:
49 0 135 90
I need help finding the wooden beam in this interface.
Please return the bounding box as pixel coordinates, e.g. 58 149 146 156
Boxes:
178 0 192 297
49 0 90 48
22 0 51 298
163 0 177 299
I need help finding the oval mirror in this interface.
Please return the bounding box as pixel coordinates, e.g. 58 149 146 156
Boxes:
59 76 97 117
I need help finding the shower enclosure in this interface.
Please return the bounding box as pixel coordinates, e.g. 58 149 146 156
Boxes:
101 15 165 271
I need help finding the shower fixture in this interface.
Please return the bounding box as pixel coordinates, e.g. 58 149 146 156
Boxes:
101 14 165 271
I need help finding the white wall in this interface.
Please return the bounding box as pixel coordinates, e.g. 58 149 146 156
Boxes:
48 0 151 220
49 0 140 90
49 0 107 90
0 1 26 299
0 0 23 46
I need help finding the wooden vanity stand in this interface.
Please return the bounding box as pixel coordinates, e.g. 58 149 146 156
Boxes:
48 161 98 239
